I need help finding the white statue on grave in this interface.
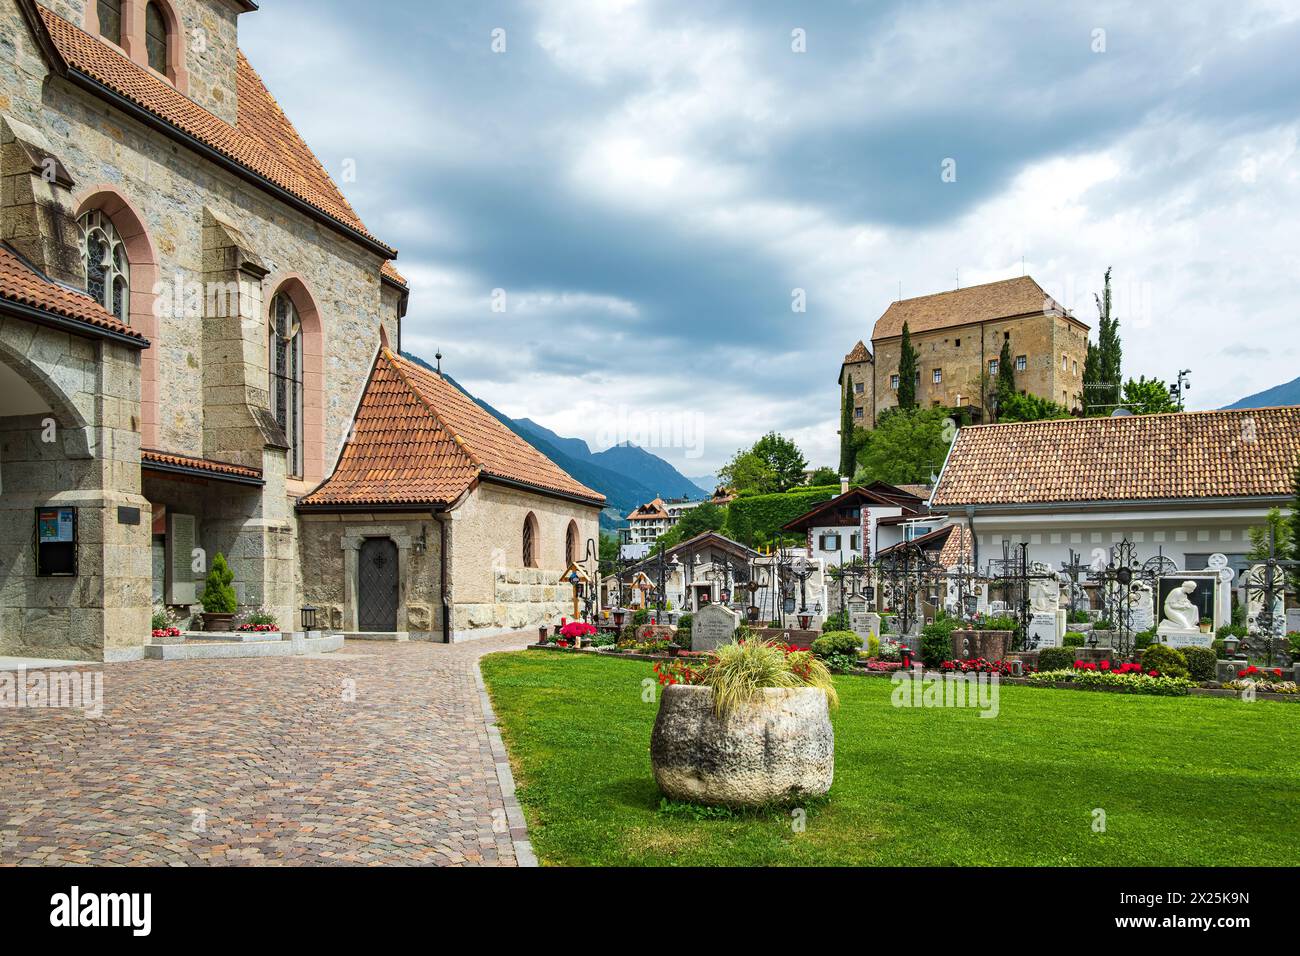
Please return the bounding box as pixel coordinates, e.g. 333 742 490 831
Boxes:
1158 580 1199 632
1029 578 1057 614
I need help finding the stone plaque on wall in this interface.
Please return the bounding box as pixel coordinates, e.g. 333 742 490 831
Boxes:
166 512 197 605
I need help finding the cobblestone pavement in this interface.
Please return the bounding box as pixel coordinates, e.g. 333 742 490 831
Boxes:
0 636 530 866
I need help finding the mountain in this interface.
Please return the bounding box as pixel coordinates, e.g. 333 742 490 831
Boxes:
1222 375 1300 410
400 352 702 528
589 443 703 500
689 474 718 494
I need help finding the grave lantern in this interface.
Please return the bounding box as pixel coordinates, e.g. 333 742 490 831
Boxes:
300 604 318 632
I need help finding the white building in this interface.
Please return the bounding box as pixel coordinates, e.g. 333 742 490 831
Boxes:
619 493 732 559
780 482 934 567
930 407 1300 590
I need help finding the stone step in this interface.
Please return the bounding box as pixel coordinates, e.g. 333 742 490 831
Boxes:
143 634 345 660
340 631 409 641
180 629 284 643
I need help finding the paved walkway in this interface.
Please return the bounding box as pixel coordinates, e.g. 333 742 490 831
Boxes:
0 636 530 866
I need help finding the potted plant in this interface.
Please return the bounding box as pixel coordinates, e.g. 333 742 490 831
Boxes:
650 638 838 807
199 553 238 632
1199 616 1212 634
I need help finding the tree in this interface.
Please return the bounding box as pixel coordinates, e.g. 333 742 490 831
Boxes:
996 391 1071 423
995 335 1016 412
896 321 918 411
658 501 725 549
1248 507 1293 563
1084 267 1123 413
742 432 808 493
839 375 856 476
807 466 839 487
718 450 777 496
599 532 619 566
1120 376 1178 415
853 407 954 486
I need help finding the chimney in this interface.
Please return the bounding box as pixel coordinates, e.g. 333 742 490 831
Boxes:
1 115 83 289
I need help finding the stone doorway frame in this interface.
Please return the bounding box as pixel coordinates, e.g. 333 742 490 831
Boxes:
341 526 413 633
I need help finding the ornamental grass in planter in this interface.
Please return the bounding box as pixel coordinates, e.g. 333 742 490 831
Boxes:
650 638 838 808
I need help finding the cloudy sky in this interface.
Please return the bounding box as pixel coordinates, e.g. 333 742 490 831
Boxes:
241 0 1300 476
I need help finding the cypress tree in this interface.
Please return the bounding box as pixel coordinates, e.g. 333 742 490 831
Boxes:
897 322 918 411
839 376 855 476
1094 267 1122 409
997 336 1016 405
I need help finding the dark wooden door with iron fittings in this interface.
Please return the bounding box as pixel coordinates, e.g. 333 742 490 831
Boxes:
358 537 399 632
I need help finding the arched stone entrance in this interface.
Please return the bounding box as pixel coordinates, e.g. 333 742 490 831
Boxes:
0 315 150 661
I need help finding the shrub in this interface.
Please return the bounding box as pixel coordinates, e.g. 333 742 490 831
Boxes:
1290 632 1300 655
632 608 651 628
811 631 862 658
1093 618 1114 630
1066 609 1091 624
1216 624 1247 641
866 634 880 658
978 614 1018 632
1180 646 1216 682
821 611 850 632
151 608 170 631
1134 627 1157 650
701 639 838 716
1038 646 1076 671
200 553 237 614
1063 631 1085 648
1141 643 1189 679
675 614 693 649
1026 668 1195 696
920 616 960 667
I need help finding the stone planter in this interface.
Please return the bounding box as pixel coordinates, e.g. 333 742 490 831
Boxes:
202 612 235 632
650 684 834 807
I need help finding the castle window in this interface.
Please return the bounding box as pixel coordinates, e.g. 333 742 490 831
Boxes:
269 293 304 477
988 359 999 375
933 368 942 384
1062 353 1068 371
1072 360 1078 375
97 0 123 46
890 374 900 390
1015 355 1027 372
854 382 864 394
78 209 130 324
954 338 961 347
145 3 169 74
854 406 864 418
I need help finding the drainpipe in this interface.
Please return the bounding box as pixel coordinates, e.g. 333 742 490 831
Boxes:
433 511 452 644
966 504 980 571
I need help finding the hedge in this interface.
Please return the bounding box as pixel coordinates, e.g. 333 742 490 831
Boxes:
723 485 841 546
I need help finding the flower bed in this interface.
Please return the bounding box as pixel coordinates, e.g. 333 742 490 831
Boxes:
236 623 279 632
1027 667 1196 696
151 627 180 639
939 658 1017 676
1227 665 1297 694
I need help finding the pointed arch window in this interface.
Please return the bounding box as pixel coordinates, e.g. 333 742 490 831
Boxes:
523 513 539 568
78 209 130 324
97 0 123 46
145 2 169 74
269 293 304 477
566 521 579 566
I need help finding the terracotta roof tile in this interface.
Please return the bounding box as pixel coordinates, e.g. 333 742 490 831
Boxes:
300 350 604 509
931 407 1300 507
871 276 1081 341
627 497 670 521
141 448 262 481
0 243 145 342
843 340 871 365
37 7 396 258
380 261 408 287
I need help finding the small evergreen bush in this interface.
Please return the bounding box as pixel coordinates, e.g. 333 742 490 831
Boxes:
1063 631 1085 648
1140 643 1189 679
1038 646 1076 671
200 553 237 614
1180 646 1216 682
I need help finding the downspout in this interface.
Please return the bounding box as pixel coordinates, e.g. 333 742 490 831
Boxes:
433 511 451 644
966 504 980 572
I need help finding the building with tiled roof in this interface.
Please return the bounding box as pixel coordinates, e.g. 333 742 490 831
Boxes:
0 1 572 658
841 276 1091 433
930 407 1300 582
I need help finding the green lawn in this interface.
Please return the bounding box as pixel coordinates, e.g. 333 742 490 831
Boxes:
480 651 1300 866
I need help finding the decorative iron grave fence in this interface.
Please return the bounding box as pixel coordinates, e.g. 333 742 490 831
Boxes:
873 542 944 636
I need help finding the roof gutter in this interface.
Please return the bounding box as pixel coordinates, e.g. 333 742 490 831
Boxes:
141 459 263 487
295 500 451 514
61 70 398 260
0 296 148 349
479 473 606 509
930 494 1292 515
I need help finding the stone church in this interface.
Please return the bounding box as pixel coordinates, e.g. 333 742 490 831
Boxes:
0 0 601 660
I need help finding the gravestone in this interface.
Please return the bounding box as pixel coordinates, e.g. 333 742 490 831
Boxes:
1287 607 1300 635
692 603 740 652
1028 612 1062 648
1127 582 1154 632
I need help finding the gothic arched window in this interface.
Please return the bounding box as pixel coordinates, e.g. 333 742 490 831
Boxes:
97 0 123 46
269 292 304 477
145 2 169 74
523 513 539 568
78 209 130 324
566 521 579 566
